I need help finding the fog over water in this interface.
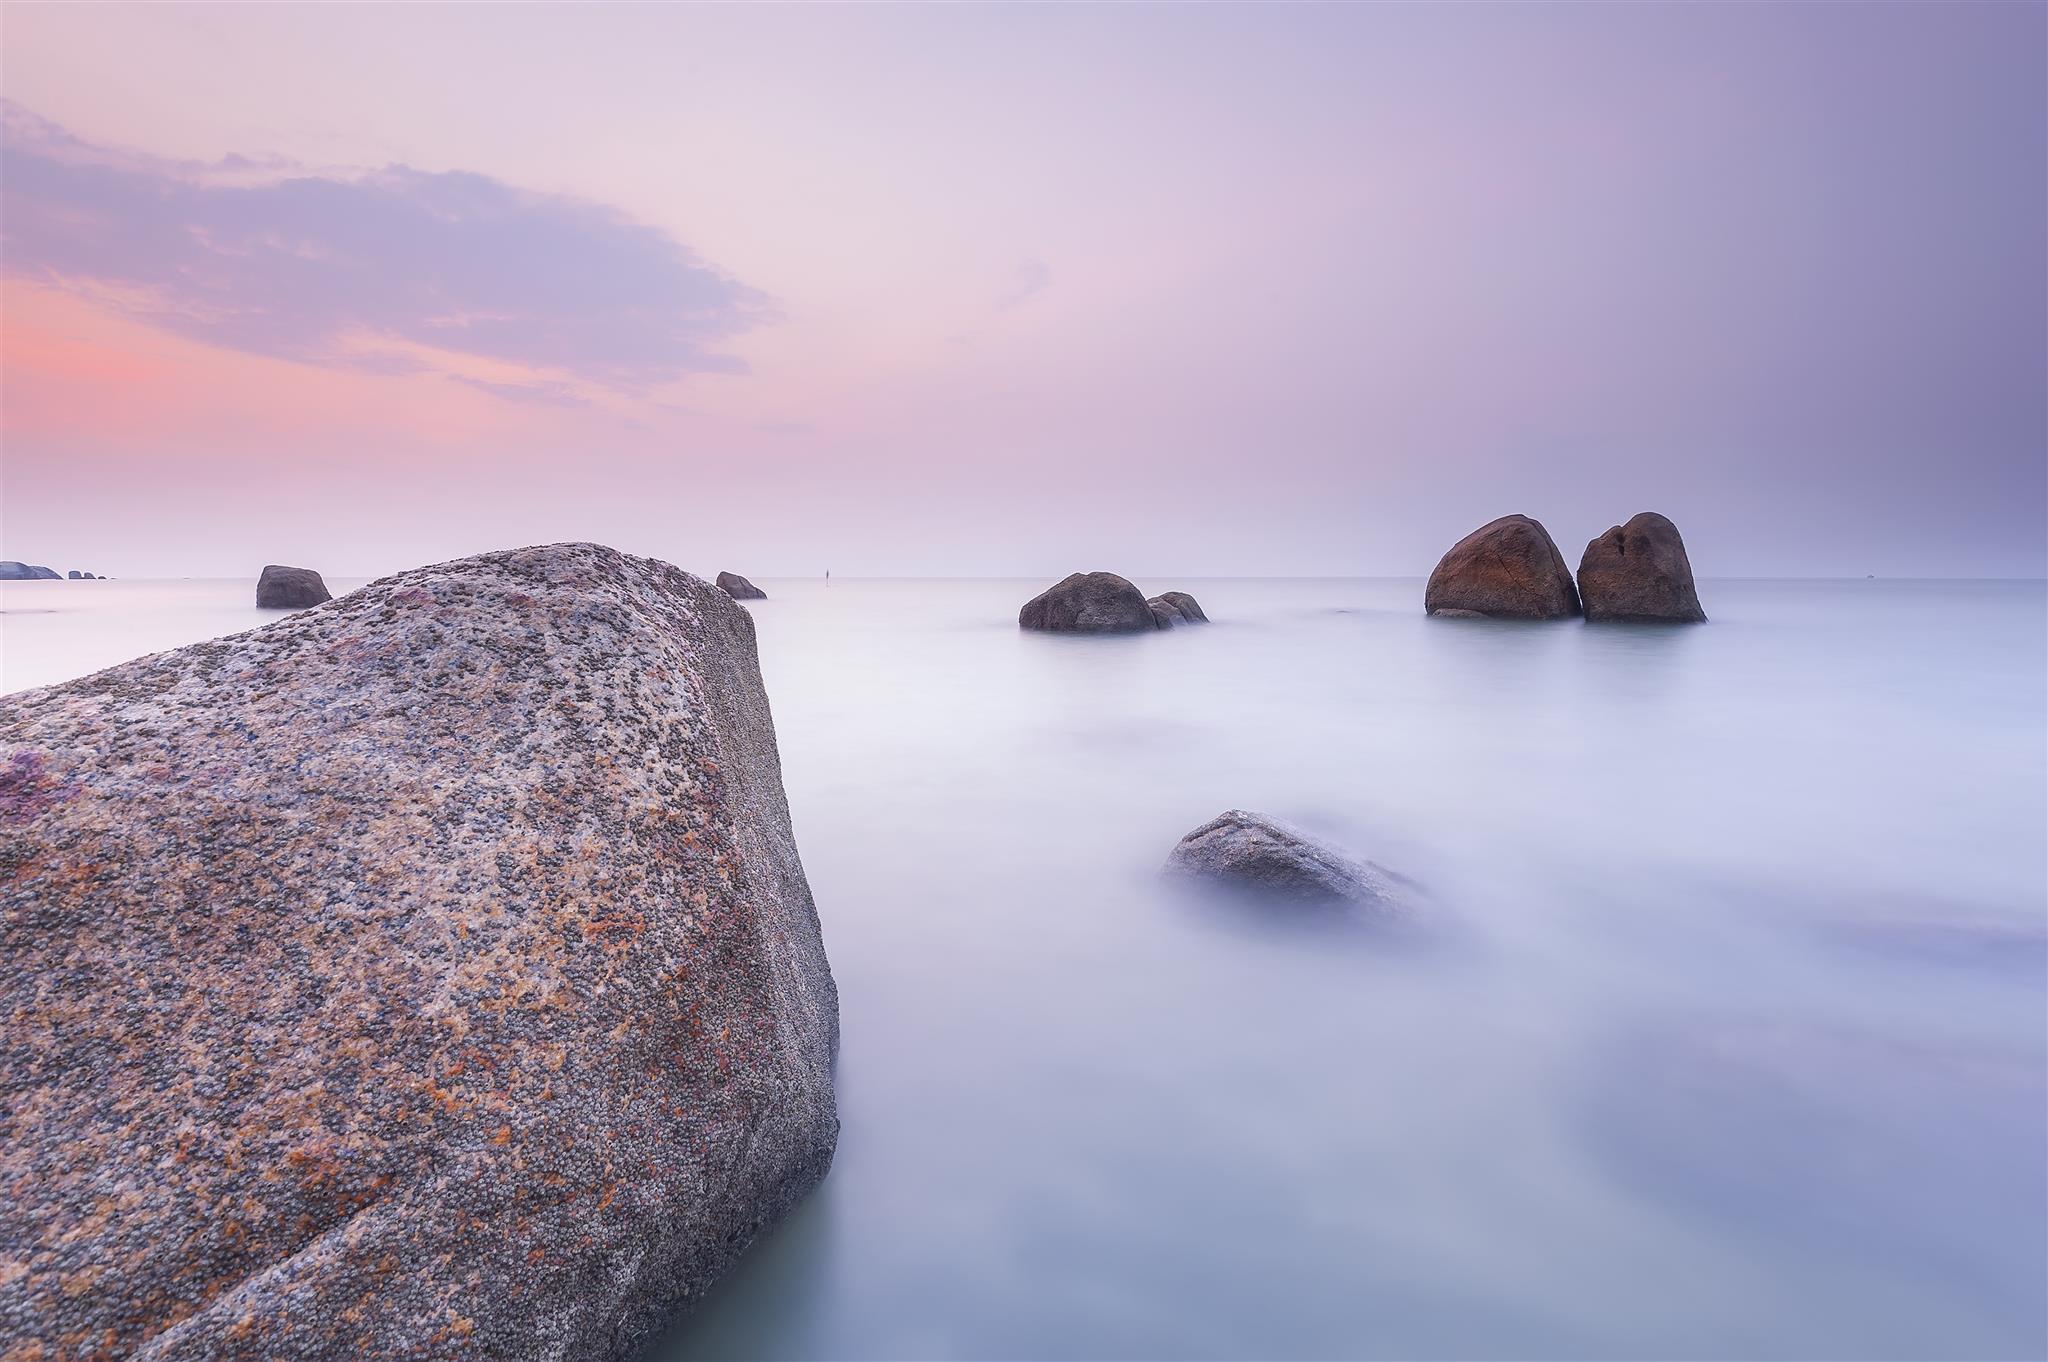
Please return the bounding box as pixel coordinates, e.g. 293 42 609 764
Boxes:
4 574 2043 1359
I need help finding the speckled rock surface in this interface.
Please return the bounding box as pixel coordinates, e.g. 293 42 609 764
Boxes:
0 543 838 1362
1147 591 1208 625
714 572 766 601
1019 573 1156 633
1163 810 1420 920
255 564 332 610
1576 512 1707 622
1424 514 1581 619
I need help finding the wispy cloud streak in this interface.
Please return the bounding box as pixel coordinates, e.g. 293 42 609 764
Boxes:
0 103 770 393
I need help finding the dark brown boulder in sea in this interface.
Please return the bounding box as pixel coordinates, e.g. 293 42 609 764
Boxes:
0 543 839 1362
716 571 767 600
255 563 333 609
1163 809 1421 921
1576 512 1707 623
1424 514 1581 619
1148 591 1209 626
1019 571 1157 633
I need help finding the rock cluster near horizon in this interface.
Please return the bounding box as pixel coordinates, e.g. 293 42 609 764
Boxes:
1576 512 1707 622
0 562 61 580
1164 810 1421 921
0 542 840 1362
1020 572 1208 632
716 571 767 600
1424 514 1582 619
255 563 332 609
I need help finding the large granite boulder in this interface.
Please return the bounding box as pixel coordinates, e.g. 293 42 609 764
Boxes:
0 543 839 1362
1576 512 1707 623
1163 809 1420 921
0 562 60 580
1019 572 1157 633
1147 591 1209 627
716 571 767 601
1424 514 1581 619
256 564 333 610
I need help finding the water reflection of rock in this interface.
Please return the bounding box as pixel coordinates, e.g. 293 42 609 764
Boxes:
1582 1018 2047 1327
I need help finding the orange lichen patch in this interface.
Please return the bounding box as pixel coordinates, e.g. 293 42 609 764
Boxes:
428 1314 475 1346
490 1126 513 1146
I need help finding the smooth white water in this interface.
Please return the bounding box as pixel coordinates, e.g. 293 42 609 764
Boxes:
4 575 2043 1360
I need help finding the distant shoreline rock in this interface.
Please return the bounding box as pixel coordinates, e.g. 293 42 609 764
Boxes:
1424 514 1581 619
1576 512 1706 623
1164 809 1421 921
0 562 61 581
717 571 767 600
256 564 332 609
0 543 839 1361
1021 573 1208 632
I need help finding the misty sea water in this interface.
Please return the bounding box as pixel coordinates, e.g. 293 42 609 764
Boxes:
3 574 2043 1360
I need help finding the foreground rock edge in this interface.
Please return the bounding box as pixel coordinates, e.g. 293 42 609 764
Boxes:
0 542 838 1362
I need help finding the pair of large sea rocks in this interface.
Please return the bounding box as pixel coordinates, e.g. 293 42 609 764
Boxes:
0 544 839 1361
1425 512 1706 622
1019 572 1208 633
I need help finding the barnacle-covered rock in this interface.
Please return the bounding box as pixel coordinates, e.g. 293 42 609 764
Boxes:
0 542 838 1361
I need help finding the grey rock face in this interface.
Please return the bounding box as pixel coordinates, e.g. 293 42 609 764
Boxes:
0 543 839 1362
1424 514 1581 619
256 564 333 609
716 571 767 601
1 563 62 580
1163 809 1419 919
1576 512 1706 622
1147 591 1209 626
1019 572 1159 633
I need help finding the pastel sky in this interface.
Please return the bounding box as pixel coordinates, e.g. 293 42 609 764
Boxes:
2 2 2042 578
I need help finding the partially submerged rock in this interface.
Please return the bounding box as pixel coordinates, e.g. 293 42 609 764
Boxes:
255 563 332 609
1020 571 1157 633
0 543 839 1361
1147 591 1209 626
1021 575 1207 633
1576 512 1706 622
0 562 60 581
1164 809 1419 920
1424 514 1581 619
717 571 767 601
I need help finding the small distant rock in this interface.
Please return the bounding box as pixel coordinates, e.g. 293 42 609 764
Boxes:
256 564 332 609
1020 572 1156 633
1164 810 1420 920
1576 512 1706 623
1425 514 1581 619
1148 591 1209 626
717 571 767 600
